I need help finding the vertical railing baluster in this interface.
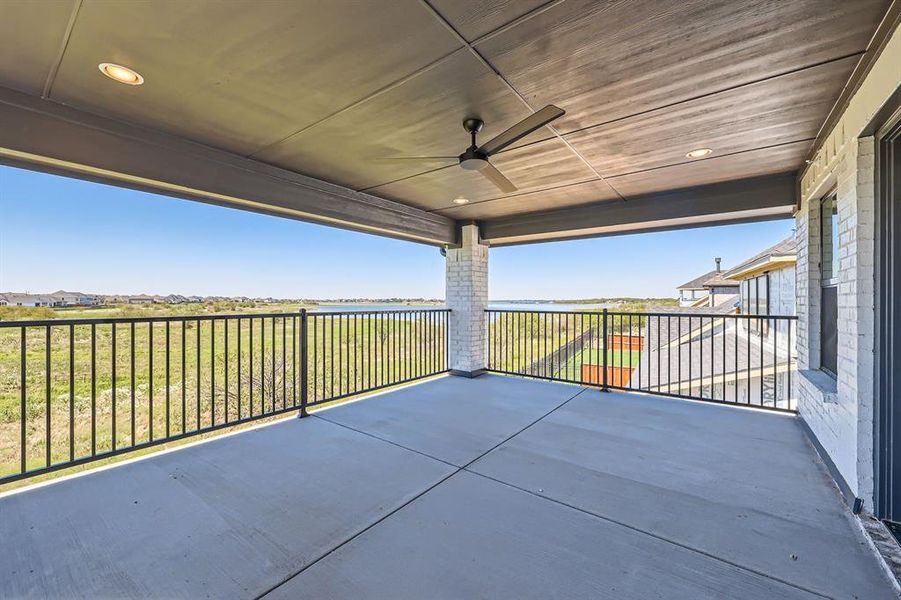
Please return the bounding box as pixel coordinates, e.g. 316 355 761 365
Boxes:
788 320 793 410
300 309 308 417
722 317 726 401
665 315 671 395
45 325 51 467
165 321 170 437
130 322 135 446
149 322 154 442
20 326 26 473
69 324 75 461
602 309 608 391
181 321 186 432
91 323 97 454
249 318 253 416
759 317 764 407
271 317 276 412
196 319 201 429
260 317 266 414
773 317 778 409
700 316 704 398
747 317 752 405
211 319 216 425
330 316 335 399
734 316 739 404
293 314 297 407
112 323 116 451
225 318 230 422
686 317 692 397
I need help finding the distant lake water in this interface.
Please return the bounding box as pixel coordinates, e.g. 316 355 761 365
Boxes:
487 302 613 312
312 302 613 313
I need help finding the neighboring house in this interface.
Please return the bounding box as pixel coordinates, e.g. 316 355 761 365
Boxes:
50 290 100 307
676 258 739 308
722 237 797 318
1 293 55 307
640 238 799 408
636 311 794 409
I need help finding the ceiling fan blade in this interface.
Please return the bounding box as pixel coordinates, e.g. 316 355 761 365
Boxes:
478 161 517 193
375 156 457 162
478 105 565 156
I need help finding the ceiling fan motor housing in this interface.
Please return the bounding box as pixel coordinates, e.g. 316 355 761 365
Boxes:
460 118 488 170
459 147 489 171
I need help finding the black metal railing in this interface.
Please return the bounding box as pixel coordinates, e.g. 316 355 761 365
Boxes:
0 309 449 484
307 310 449 406
486 309 797 413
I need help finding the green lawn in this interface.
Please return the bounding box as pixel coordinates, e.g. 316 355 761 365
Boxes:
559 348 642 380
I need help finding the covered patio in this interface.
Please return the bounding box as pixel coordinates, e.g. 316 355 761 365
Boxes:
1 0 901 596
1 375 894 598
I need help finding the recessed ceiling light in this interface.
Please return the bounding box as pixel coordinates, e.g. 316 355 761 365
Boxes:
686 147 712 159
453 197 469 205
98 62 144 85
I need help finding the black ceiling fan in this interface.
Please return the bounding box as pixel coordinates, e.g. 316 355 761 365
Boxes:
386 105 565 193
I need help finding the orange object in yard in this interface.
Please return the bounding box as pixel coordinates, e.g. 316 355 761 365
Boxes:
607 334 644 351
582 364 635 387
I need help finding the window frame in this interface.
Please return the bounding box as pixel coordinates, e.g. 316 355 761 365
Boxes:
819 194 839 377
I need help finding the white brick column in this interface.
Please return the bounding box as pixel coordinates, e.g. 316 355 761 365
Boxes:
446 224 488 376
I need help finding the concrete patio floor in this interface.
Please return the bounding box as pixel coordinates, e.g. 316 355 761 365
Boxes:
0 374 894 598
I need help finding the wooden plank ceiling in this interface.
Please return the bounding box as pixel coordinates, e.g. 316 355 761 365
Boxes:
0 0 892 243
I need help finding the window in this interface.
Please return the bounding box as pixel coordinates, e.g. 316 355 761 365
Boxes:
740 274 769 316
820 195 838 376
740 274 770 335
757 274 768 315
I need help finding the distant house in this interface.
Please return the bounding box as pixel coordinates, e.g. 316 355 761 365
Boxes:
1 293 55 307
50 290 100 307
128 295 156 304
722 237 797 318
164 294 188 304
676 258 739 308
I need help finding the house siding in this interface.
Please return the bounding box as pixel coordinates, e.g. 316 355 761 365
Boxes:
769 265 796 317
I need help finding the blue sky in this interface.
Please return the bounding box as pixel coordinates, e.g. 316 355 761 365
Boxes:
0 165 793 299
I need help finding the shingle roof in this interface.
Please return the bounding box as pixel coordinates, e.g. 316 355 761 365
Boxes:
723 237 797 279
676 270 739 290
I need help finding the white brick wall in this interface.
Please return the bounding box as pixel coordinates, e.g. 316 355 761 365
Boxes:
446 224 488 374
796 137 877 505
792 21 900 510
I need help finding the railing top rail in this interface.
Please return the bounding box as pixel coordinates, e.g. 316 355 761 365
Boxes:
610 310 798 320
485 308 609 316
312 309 450 316
484 308 797 321
0 308 452 328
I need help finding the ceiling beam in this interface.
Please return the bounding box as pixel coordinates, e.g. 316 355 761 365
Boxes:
0 85 456 246
480 173 798 246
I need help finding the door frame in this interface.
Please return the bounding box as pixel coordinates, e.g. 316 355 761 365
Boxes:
875 98 901 523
